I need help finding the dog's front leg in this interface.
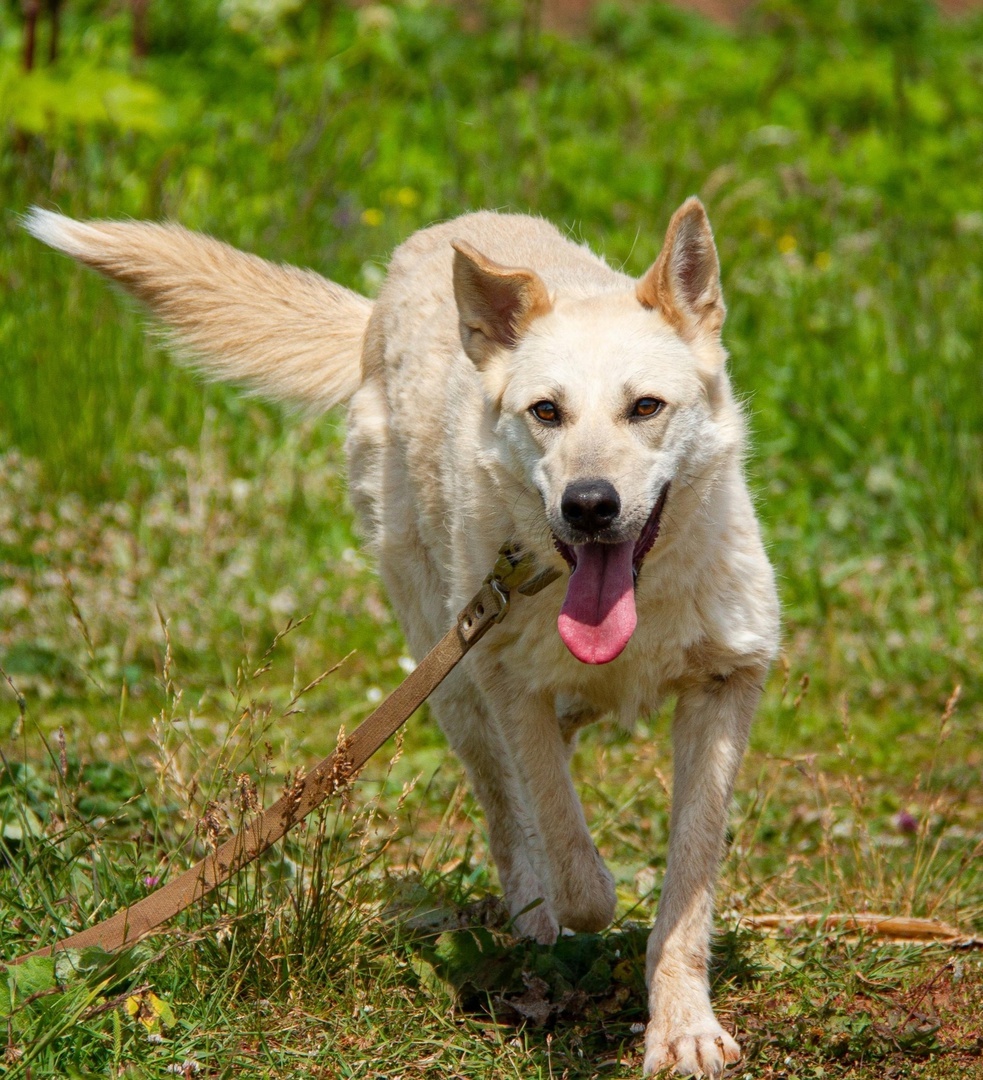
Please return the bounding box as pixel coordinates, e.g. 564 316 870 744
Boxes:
430 678 561 945
643 665 765 1078
487 684 617 935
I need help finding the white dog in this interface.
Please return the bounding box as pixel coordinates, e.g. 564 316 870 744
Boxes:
27 199 779 1076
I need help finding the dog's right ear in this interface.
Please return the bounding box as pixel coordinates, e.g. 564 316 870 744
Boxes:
451 240 552 367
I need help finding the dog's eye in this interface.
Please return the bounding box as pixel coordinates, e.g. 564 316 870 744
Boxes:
631 397 666 419
530 400 560 424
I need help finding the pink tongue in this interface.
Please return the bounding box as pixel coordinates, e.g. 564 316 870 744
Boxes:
557 541 637 664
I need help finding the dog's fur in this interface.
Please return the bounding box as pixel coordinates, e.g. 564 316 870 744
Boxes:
27 200 779 1077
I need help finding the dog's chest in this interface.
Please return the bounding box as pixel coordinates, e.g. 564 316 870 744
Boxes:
482 582 699 723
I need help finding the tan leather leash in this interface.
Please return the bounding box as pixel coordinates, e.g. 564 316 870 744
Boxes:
12 546 559 964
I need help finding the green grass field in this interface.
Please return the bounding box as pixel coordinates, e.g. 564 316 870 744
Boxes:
1 1 981 1076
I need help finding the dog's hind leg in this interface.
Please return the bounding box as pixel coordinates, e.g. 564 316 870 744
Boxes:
642 665 765 1078
430 678 560 944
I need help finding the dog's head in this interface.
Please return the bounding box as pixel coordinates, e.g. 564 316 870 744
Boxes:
452 198 740 666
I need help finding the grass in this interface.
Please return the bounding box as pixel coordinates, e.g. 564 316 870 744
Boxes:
0 0 981 1076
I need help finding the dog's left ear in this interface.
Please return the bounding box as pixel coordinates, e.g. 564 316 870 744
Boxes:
637 197 725 339
452 240 553 367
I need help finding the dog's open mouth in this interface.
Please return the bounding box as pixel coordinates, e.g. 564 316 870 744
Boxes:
553 483 670 665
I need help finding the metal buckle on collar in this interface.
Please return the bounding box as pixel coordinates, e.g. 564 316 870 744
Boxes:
487 576 511 622
486 544 562 617
457 545 562 641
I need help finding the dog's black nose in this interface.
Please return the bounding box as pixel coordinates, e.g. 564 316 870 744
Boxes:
561 479 621 533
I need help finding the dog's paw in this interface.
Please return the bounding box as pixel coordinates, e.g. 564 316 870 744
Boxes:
642 1020 740 1078
553 844 617 933
502 864 560 944
512 901 560 944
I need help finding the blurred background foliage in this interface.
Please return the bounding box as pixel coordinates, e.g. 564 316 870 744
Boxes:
0 0 981 750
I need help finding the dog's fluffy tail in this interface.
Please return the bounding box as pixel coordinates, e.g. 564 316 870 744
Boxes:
25 208 372 411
